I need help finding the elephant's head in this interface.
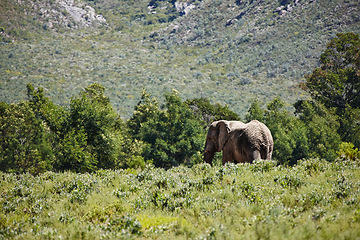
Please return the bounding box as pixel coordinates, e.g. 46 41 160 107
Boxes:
204 121 231 165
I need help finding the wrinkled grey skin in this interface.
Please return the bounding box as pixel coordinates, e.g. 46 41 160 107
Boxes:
204 120 273 165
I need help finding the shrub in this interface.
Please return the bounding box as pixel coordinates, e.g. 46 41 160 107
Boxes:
296 158 328 175
274 172 305 190
250 159 277 173
336 142 360 161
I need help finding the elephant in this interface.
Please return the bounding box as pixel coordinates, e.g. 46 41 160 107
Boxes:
203 120 273 165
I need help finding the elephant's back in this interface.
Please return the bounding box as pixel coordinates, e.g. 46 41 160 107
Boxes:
228 121 246 130
245 120 273 146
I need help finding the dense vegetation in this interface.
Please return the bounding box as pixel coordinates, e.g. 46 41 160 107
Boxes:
1 33 360 174
0 160 359 239
1 0 360 238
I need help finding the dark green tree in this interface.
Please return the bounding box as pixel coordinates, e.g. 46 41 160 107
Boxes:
128 89 161 137
0 102 54 174
27 83 99 172
303 32 360 111
248 97 341 164
161 90 204 167
57 127 95 173
245 99 264 122
128 90 204 168
185 97 240 125
62 83 122 171
341 107 360 148
27 83 66 134
2 83 141 173
294 100 342 161
302 32 360 148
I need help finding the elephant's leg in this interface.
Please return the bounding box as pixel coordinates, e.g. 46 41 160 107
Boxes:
204 151 215 165
222 150 233 165
261 145 273 160
250 150 261 162
260 147 270 160
267 149 273 160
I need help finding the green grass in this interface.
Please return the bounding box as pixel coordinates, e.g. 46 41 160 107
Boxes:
1 158 359 239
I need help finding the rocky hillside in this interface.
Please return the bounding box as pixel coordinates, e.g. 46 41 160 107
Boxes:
0 0 359 118
154 0 359 78
0 0 106 42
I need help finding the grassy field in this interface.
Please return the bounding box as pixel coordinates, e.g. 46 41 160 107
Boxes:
1 158 359 239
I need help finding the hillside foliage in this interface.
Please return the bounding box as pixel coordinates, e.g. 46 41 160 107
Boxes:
1 0 359 118
1 33 359 174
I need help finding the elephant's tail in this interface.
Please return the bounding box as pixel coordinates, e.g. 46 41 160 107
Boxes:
266 144 273 160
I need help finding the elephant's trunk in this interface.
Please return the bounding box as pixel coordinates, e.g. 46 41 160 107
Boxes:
204 151 215 165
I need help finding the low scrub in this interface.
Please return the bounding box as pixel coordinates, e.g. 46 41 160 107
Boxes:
1 159 359 239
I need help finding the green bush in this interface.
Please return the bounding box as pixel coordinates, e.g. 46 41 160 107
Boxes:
274 173 305 190
1 83 146 173
336 142 360 161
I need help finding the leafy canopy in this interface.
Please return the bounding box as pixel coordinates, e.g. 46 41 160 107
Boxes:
128 89 204 168
303 32 360 111
0 101 54 174
302 32 360 149
185 97 240 125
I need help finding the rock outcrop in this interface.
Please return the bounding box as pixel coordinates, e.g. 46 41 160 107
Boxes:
175 1 196 15
58 0 106 27
20 0 106 29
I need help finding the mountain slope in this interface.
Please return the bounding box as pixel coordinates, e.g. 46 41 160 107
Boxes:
0 0 359 118
0 0 106 42
155 0 360 79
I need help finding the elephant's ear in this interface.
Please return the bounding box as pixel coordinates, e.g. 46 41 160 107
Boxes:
218 121 231 151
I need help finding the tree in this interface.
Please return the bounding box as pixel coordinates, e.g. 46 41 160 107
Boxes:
23 82 127 172
27 83 67 133
0 102 54 174
2 83 149 173
128 89 204 168
262 98 308 165
128 89 161 137
303 32 360 111
185 97 240 125
302 32 360 148
63 83 122 171
341 107 360 148
246 97 342 164
57 128 95 173
245 99 264 122
294 100 342 161
162 90 204 167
